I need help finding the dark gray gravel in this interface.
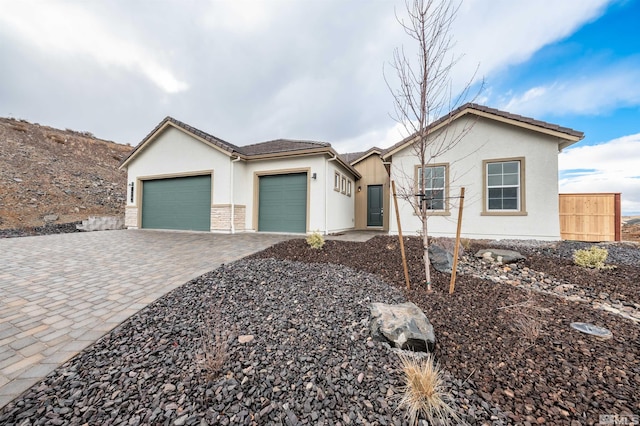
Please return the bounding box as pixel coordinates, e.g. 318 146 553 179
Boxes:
0 222 81 238
491 239 640 267
0 258 507 425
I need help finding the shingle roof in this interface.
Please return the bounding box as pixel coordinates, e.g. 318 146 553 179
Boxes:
382 103 584 158
463 103 584 138
241 139 331 156
341 147 382 165
120 117 361 178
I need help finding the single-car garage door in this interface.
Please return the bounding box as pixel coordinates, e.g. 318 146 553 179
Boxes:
142 175 211 231
258 173 307 233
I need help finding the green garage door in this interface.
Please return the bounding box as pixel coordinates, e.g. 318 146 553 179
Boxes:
258 173 307 233
142 175 211 231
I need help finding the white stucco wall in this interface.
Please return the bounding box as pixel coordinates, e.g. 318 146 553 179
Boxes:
240 155 356 234
388 116 563 240
326 162 357 233
124 126 357 234
125 126 232 207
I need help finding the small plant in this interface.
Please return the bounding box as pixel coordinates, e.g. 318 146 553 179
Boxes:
197 302 229 382
306 231 325 249
573 246 613 269
397 353 459 426
499 298 550 346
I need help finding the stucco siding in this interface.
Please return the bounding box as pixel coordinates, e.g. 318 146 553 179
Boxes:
125 127 232 208
327 162 356 233
388 116 563 240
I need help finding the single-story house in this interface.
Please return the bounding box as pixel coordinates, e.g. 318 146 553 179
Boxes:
119 117 360 234
120 103 583 240
379 103 584 240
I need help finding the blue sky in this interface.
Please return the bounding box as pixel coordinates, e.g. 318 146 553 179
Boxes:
0 0 638 213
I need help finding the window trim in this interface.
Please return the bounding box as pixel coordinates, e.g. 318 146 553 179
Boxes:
414 163 450 215
347 180 352 197
334 172 340 192
341 176 347 194
481 157 527 216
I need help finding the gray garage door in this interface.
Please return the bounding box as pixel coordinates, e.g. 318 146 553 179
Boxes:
141 175 211 231
258 173 307 233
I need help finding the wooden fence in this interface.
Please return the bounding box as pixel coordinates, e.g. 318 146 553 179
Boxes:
559 193 621 242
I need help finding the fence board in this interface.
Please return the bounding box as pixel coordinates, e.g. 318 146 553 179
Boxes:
559 193 621 242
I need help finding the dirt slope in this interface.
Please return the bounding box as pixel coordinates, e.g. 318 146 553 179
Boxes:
0 117 131 229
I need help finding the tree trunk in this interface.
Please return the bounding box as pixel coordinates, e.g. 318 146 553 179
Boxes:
422 198 432 292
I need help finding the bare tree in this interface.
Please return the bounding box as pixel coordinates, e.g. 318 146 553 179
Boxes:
386 0 481 292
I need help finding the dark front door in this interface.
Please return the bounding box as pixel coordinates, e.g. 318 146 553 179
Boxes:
367 185 383 227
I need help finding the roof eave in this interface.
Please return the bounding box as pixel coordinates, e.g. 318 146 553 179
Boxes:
119 121 241 170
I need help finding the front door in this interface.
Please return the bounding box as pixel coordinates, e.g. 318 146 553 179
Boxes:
367 185 383 227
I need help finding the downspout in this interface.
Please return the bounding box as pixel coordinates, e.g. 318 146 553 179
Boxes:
325 154 338 235
230 155 242 234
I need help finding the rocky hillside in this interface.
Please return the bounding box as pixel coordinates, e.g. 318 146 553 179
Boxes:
0 117 131 230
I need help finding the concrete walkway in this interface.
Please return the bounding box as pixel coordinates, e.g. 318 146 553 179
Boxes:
0 230 289 409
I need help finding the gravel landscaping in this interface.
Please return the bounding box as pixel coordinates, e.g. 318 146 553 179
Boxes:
1 235 639 425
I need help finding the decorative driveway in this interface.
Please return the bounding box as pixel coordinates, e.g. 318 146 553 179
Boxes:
0 230 290 408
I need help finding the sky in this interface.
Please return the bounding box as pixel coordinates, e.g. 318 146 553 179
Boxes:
0 0 638 214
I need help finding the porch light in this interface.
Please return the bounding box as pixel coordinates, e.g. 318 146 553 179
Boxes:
128 182 134 202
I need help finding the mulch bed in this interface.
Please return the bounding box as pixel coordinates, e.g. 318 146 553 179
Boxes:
250 236 640 425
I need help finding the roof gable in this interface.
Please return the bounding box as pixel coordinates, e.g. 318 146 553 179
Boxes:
119 117 361 178
120 116 241 169
382 103 584 159
342 147 382 165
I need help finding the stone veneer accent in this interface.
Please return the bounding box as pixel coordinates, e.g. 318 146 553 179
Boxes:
125 207 138 229
211 205 246 232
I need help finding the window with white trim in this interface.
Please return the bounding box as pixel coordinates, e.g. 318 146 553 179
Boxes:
341 176 346 194
486 160 520 211
334 172 340 191
417 165 446 210
347 180 352 196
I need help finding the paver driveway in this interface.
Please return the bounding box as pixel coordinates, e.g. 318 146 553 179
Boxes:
0 230 289 408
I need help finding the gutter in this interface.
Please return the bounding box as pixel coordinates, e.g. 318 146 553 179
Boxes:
230 155 242 233
325 154 338 235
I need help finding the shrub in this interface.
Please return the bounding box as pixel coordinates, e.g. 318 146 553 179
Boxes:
397 353 459 425
573 246 611 269
306 231 325 249
197 300 229 382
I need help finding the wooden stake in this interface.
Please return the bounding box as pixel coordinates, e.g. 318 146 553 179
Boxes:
392 180 411 290
449 187 465 294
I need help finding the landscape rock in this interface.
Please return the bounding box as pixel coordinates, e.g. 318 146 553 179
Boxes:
475 248 526 263
369 302 435 352
428 245 453 273
237 335 254 344
43 214 59 223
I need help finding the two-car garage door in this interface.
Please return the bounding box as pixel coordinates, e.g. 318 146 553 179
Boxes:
140 172 307 233
142 175 211 231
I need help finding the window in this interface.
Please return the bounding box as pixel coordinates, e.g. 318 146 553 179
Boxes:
417 165 447 211
484 158 526 214
341 176 347 194
334 172 340 191
347 180 352 196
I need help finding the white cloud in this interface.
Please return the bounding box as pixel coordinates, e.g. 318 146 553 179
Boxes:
559 134 640 214
0 0 188 94
334 122 406 154
500 63 640 117
449 0 611 90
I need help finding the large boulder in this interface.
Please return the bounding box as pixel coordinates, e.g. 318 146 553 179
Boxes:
369 302 435 352
475 248 526 264
428 245 453 273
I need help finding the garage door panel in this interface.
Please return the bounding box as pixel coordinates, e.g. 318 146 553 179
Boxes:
258 173 307 233
142 175 211 231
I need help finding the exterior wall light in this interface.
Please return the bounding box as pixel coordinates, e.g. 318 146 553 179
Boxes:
128 182 134 202
312 173 317 180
